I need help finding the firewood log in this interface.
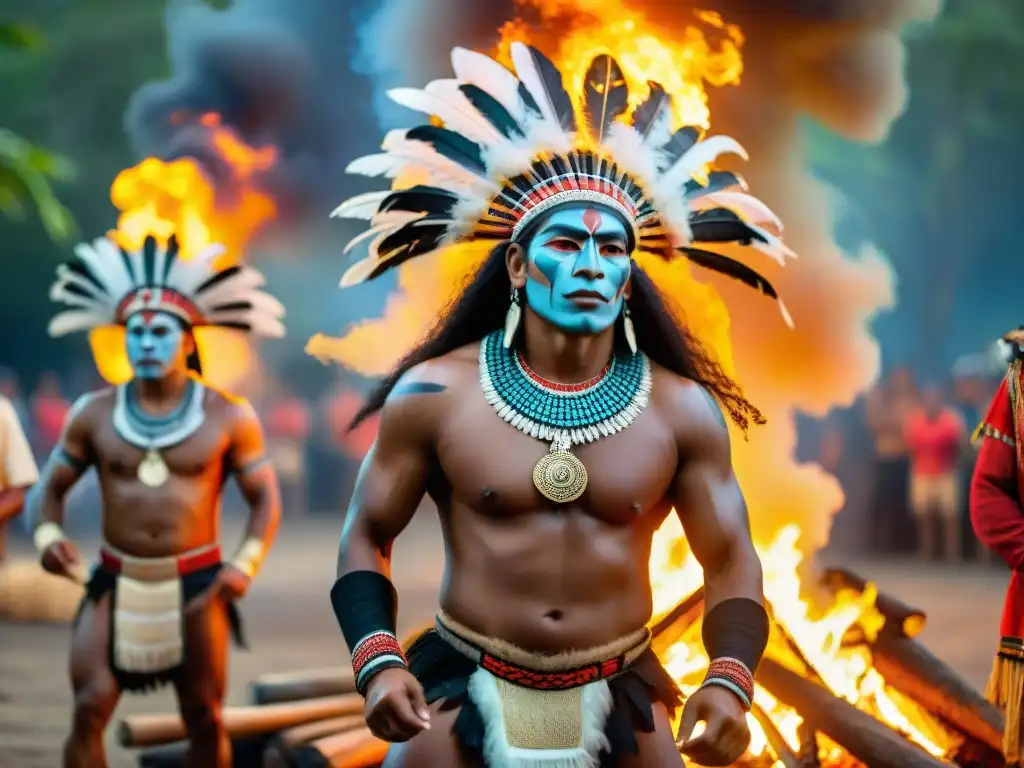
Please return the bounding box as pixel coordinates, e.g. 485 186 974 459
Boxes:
287 726 388 768
756 657 948 768
119 694 364 748
749 702 802 768
796 722 821 767
820 568 926 638
650 586 704 654
870 629 1005 761
137 735 267 767
250 668 357 705
262 714 366 766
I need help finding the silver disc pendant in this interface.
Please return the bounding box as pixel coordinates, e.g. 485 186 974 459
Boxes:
137 448 170 488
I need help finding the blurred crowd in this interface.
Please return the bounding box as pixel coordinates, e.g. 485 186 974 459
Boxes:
0 356 1008 563
818 361 1002 562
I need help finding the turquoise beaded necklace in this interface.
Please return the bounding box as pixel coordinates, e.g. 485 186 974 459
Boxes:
479 330 652 503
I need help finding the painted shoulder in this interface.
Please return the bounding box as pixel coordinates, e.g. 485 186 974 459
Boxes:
386 341 480 403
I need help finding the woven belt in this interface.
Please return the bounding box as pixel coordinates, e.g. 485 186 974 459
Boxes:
99 544 221 581
434 615 651 691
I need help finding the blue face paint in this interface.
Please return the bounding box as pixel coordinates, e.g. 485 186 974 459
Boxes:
125 312 187 380
522 204 631 334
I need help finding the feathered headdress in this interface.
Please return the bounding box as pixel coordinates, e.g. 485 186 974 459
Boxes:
47 234 286 339
332 43 795 326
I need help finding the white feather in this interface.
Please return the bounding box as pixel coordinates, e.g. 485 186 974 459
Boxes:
451 46 525 123
388 85 501 146
352 137 498 199
53 265 108 301
47 309 113 337
331 191 390 220
48 284 105 312
94 236 139 287
603 123 693 246
342 213 424 256
72 241 131 300
690 191 783 234
165 243 227 297
370 209 429 229
192 267 266 307
510 42 563 130
424 79 504 145
659 135 749 194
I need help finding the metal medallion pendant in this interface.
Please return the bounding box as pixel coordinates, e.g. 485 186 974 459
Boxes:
532 440 588 503
138 448 170 488
479 331 653 505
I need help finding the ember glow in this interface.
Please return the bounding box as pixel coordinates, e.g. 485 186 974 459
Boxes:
94 113 278 389
313 5 937 764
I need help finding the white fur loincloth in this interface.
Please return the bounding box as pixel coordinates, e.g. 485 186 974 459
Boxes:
468 667 614 768
435 612 651 768
106 546 214 674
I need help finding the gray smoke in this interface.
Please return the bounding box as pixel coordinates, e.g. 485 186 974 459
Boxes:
125 0 379 224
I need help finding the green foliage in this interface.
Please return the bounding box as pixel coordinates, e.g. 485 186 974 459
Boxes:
0 22 77 242
0 3 168 380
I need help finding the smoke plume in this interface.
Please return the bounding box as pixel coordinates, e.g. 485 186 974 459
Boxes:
338 0 941 552
125 0 378 224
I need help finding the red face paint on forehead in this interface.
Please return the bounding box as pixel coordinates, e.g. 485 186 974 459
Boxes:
582 207 603 235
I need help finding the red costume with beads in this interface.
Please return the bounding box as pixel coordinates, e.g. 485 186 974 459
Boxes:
971 356 1024 764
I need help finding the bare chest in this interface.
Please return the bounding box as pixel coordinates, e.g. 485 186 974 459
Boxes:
91 415 231 481
436 392 677 525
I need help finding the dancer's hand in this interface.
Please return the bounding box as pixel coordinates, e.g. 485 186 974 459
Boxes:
40 539 82 583
185 565 250 615
676 685 751 766
364 667 431 743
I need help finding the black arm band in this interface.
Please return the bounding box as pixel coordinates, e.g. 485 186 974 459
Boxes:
702 597 770 673
330 570 407 694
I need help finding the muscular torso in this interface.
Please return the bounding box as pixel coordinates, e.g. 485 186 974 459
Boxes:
423 346 681 652
80 388 237 558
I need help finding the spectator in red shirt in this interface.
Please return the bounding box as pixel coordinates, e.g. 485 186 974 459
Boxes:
904 384 967 562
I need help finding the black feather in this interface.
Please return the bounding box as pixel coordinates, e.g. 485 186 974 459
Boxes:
522 45 577 132
679 246 779 298
684 170 746 198
658 126 701 170
405 125 485 173
193 264 243 296
689 208 767 245
517 82 541 118
142 235 157 285
379 185 459 217
631 81 670 140
583 54 629 143
163 235 180 283
459 84 524 138
209 300 253 313
376 219 449 261
65 259 108 294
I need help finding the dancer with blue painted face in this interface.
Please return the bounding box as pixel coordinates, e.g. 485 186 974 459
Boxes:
27 234 285 768
328 43 797 768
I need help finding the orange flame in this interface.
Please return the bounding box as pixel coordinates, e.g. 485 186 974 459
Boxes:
95 113 279 390
310 5 930 763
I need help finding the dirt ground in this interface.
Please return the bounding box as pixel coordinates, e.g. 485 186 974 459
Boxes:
0 513 1009 768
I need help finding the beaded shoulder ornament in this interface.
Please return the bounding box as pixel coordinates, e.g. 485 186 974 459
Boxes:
479 330 651 503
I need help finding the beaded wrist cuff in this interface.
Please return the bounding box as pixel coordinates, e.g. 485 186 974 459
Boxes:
701 657 754 710
352 630 407 694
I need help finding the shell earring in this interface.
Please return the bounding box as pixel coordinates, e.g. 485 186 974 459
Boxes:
503 286 522 349
623 304 637 355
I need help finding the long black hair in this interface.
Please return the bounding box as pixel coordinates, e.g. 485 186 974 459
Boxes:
349 242 764 430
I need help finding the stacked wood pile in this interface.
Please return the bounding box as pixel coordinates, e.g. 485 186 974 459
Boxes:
124 570 1008 767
